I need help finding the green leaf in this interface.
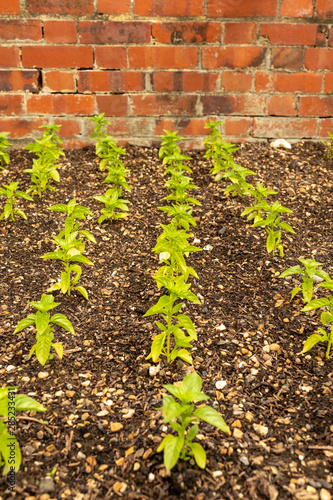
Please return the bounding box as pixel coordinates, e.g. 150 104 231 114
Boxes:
75 286 89 301
0 427 21 475
157 434 174 453
266 233 275 253
301 333 326 353
279 266 304 278
188 442 206 469
193 406 230 433
14 394 46 413
302 298 330 311
278 222 295 233
50 314 75 334
79 229 96 244
176 314 197 340
68 254 93 265
144 295 173 317
36 334 52 366
35 311 50 335
320 312 333 325
182 371 202 395
176 349 193 365
61 271 70 294
52 342 64 359
187 424 198 441
164 434 184 471
290 287 301 301
150 332 166 362
14 314 36 334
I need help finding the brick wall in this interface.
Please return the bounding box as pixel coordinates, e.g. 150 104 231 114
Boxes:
0 0 333 148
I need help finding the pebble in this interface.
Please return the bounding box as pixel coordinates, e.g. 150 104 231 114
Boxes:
215 324 226 331
203 244 213 251
110 422 123 432
6 365 15 372
77 451 86 460
239 455 249 466
253 423 269 436
320 489 332 500
271 138 291 149
149 365 160 377
215 380 227 390
148 473 155 482
233 428 243 439
39 477 55 494
38 372 49 379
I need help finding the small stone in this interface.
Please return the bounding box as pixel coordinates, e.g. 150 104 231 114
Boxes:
231 420 242 429
269 343 280 352
239 455 249 466
320 489 332 500
215 324 226 331
110 422 123 432
148 473 155 482
252 455 264 465
123 408 135 419
113 482 127 494
81 413 90 421
212 470 223 478
271 138 291 149
6 365 15 372
133 463 140 471
203 244 213 251
245 375 255 383
149 365 160 377
77 451 86 460
215 380 227 390
253 423 269 436
233 428 243 439
39 477 55 494
38 372 49 379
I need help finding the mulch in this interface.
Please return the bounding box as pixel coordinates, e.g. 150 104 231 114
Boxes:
0 141 333 500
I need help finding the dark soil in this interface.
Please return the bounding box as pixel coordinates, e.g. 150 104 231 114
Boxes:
0 142 333 500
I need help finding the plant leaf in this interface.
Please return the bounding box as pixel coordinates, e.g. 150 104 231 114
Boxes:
36 334 52 366
50 314 75 334
188 442 206 469
193 406 230 433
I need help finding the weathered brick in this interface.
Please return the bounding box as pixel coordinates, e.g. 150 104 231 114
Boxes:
0 117 45 138
128 47 199 70
260 24 317 45
253 117 316 138
153 71 218 92
26 94 95 115
319 119 333 138
299 96 333 117
274 72 322 93
62 139 92 149
98 0 131 14
330 28 333 46
324 73 333 93
134 0 204 16
316 0 333 19
22 46 93 69
79 21 151 44
271 47 303 69
26 0 93 14
0 47 20 68
131 95 197 116
0 20 41 41
96 95 128 116
221 71 252 92
315 25 329 47
202 47 265 69
154 118 210 137
152 22 222 44
267 95 297 116
201 95 236 115
43 71 76 92
208 0 277 17
224 118 253 137
305 48 333 70
78 71 145 93
0 0 20 14
280 0 313 17
43 20 77 43
0 94 24 115
53 118 81 138
94 47 127 69
224 23 257 44
255 72 273 92
0 70 39 92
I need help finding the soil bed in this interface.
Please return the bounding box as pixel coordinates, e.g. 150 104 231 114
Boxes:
0 142 333 500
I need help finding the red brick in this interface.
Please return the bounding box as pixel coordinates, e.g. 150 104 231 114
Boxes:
202 47 265 69
152 22 221 44
324 73 333 93
299 96 333 117
224 118 253 137
0 0 20 14
0 20 41 41
316 0 333 19
280 0 313 17
271 47 303 69
43 21 77 43
0 94 24 115
22 46 93 69
79 21 151 45
221 71 252 92
0 47 20 68
26 0 93 14
267 95 297 116
153 71 218 92
0 70 39 92
78 71 145 93
131 95 197 116
253 117 316 138
305 48 333 70
26 95 95 115
134 0 204 16
98 0 131 14
94 47 127 69
260 24 317 45
62 139 92 149
224 23 257 44
319 119 333 138
154 118 209 137
0 118 45 138
208 0 276 17
128 47 199 70
53 118 81 138
96 95 128 116
43 71 76 92
274 73 322 93
330 28 333 46
255 72 273 92
201 95 266 115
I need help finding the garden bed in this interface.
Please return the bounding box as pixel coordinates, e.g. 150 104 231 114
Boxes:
0 142 333 500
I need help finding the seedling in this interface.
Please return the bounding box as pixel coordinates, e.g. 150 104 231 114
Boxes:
321 132 333 159
223 164 255 197
163 174 201 207
14 294 75 365
0 387 46 476
279 258 331 303
159 204 196 231
159 130 183 162
204 120 239 181
88 113 112 161
301 295 333 359
156 371 229 471
241 182 278 223
0 182 32 221
94 187 130 223
0 132 12 170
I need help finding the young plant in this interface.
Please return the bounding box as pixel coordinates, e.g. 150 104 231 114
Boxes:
156 371 229 471
14 294 75 366
94 187 130 223
0 387 46 476
48 198 95 239
241 182 278 223
222 164 255 197
159 204 196 231
88 113 112 161
0 132 12 170
0 182 32 221
24 123 64 197
252 200 294 257
159 130 183 162
279 258 331 303
204 120 239 181
163 173 201 207
321 131 333 159
301 295 333 359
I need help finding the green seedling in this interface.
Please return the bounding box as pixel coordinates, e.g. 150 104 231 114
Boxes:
14 294 75 365
204 120 239 181
159 204 196 231
156 371 230 471
48 198 96 240
241 182 278 223
252 200 294 257
0 387 46 476
223 164 255 197
94 187 130 224
0 132 12 170
159 130 183 161
321 132 333 159
301 295 333 359
279 258 331 303
103 162 131 192
88 113 111 160
163 174 201 206
0 182 32 221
